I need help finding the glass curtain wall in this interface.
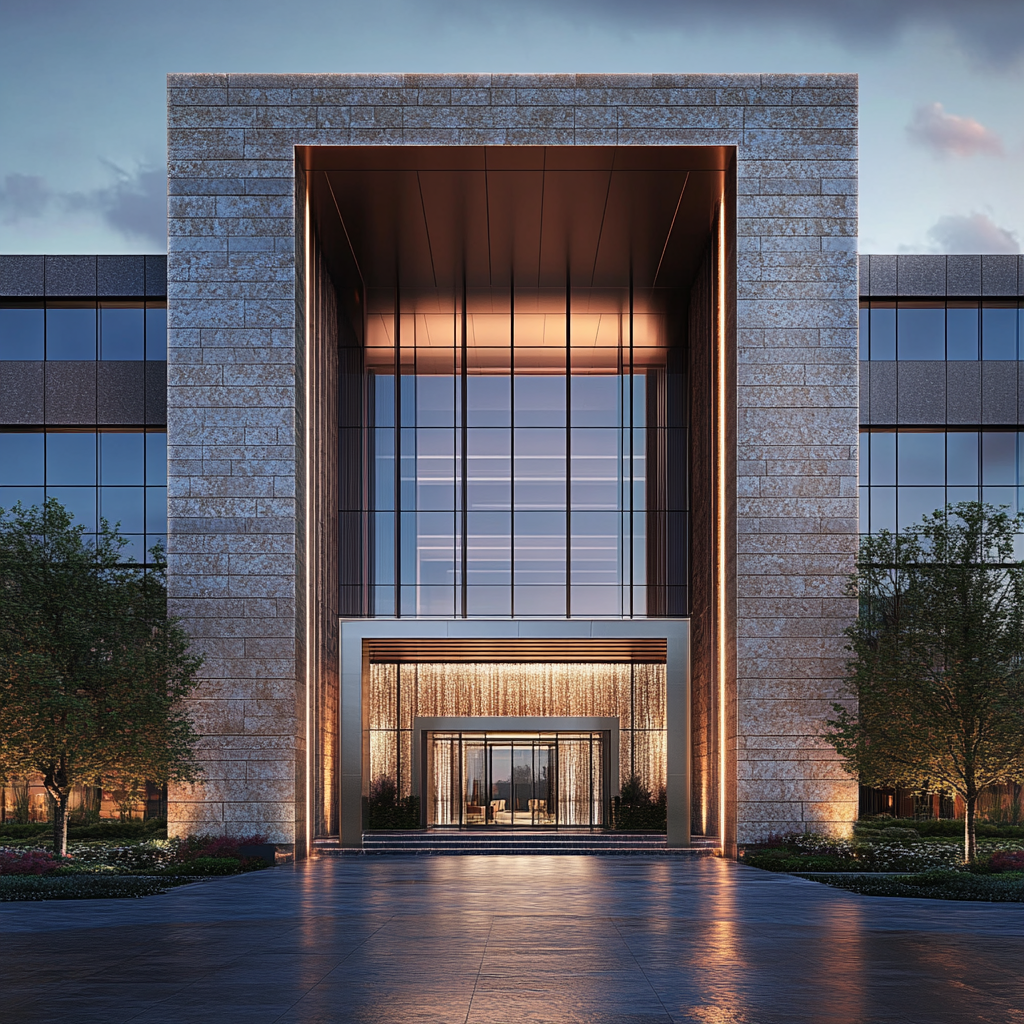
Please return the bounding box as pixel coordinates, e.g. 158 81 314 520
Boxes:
0 430 168 564
0 301 167 361
859 300 1024 360
860 429 1024 551
347 285 687 619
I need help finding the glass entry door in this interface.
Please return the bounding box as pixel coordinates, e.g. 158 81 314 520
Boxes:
428 731 605 828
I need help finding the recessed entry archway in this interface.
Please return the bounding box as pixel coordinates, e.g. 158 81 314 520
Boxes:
340 619 689 847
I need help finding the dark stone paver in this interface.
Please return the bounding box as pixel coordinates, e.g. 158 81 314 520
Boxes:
2 857 1021 1023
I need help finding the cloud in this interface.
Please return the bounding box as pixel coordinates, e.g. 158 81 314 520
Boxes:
67 164 167 247
906 103 1004 158
928 213 1020 255
508 0 1024 65
0 174 52 220
0 164 166 248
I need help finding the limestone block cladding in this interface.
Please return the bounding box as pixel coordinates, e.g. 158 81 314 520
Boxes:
165 72 859 850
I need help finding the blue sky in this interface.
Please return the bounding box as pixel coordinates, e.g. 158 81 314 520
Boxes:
1 0 1021 256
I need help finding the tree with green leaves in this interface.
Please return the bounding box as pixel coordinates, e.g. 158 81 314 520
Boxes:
828 502 1024 862
0 499 203 855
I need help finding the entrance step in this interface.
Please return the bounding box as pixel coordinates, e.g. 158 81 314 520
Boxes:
313 832 720 856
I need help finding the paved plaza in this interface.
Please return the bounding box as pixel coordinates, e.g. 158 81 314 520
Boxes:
2 857 1021 1024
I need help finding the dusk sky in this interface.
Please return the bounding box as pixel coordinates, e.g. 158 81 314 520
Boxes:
1 0 1022 256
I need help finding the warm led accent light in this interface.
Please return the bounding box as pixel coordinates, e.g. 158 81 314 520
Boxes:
717 198 728 853
304 185 313 858
364 638 667 664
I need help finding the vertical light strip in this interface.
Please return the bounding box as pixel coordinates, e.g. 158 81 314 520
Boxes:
717 198 727 851
304 183 313 858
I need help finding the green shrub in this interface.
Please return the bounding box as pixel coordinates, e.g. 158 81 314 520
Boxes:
743 852 857 872
861 817 1024 840
366 778 421 829
612 777 667 832
67 818 167 840
0 823 51 840
805 870 1024 902
161 856 263 876
0 819 168 841
0 874 200 901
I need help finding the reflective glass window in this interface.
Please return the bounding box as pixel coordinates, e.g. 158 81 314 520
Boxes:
868 432 896 486
513 374 566 427
869 304 895 360
571 376 620 427
145 487 167 535
514 429 566 510
0 305 44 360
0 429 165 563
46 433 96 485
946 304 979 360
145 305 167 360
467 429 511 511
858 306 868 360
982 305 1018 360
897 487 945 531
869 487 896 533
414 376 457 428
897 433 945 486
982 432 1017 485
100 304 144 360
145 432 167 486
357 288 683 618
946 433 978 486
101 487 145 533
0 432 44 484
862 429 1024 559
100 432 144 485
897 304 944 360
0 486 44 511
47 487 96 532
467 375 510 427
46 305 96 360
570 429 620 510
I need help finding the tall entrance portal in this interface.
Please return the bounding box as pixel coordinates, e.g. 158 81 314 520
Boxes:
339 622 690 847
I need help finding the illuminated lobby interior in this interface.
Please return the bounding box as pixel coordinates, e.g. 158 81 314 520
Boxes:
304 145 728 846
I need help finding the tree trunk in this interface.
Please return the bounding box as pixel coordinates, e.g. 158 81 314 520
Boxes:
964 791 977 863
51 790 69 858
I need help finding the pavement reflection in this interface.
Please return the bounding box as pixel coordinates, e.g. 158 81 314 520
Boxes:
1 856 1021 1023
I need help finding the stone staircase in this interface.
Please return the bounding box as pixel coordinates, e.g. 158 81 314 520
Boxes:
313 831 720 856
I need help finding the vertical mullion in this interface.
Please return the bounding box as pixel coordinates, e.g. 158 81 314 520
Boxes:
629 275 635 618
394 287 401 618
510 275 515 619
461 279 468 618
566 272 571 618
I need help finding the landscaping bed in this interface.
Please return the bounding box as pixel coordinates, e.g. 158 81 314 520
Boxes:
740 823 1024 901
0 826 273 900
0 874 207 901
799 870 1024 903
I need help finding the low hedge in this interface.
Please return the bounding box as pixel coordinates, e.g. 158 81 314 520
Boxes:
803 869 1024 903
161 856 265 877
857 818 1024 840
0 875 203 901
0 818 167 842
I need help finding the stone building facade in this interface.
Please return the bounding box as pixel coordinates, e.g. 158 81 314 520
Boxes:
160 72 861 854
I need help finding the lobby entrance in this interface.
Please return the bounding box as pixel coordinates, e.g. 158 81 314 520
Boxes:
426 730 608 828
